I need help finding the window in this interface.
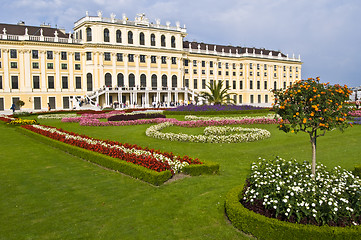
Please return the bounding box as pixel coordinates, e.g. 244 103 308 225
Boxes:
128 31 133 44
249 63 253 69
117 53 123 62
34 97 41 110
193 60 197 67
250 80 253 89
218 71 222 75
151 74 157 88
47 51 53 59
264 64 267 70
86 52 92 61
87 73 93 91
240 63 243 69
240 81 243 89
274 65 277 71
61 51 67 60
257 64 260 70
75 64 81 70
48 97 56 110
116 30 122 43
257 72 260 76
47 63 53 69
74 52 80 61
264 81 267 90
79 30 82 39
33 76 40 89
283 81 287 89
11 76 18 89
128 54 134 62
62 76 68 89
274 73 277 78
140 74 147 87
202 70 205 74
161 35 166 47
226 80 229 88
233 63 236 69
210 79 214 86
11 62 17 68
240 72 243 76
86 27 92 41
283 66 286 71
193 69 197 74
139 32 145 45
75 76 81 89
210 70 213 75
193 79 198 89
283 73 286 78
129 73 135 87
0 76 2 89
265 95 268 103
161 75 167 88
105 73 112 87
140 55 146 63
218 62 221 68
117 73 124 87
184 79 189 88
171 36 176 48
151 56 156 63
184 59 189 66
239 95 243 104
104 28 110 42
47 76 54 89
257 81 260 90
202 61 205 67
61 63 67 70
250 95 254 104
202 79 206 89
226 71 229 76
150 34 155 46
210 61 213 68
296 67 298 72
32 50 38 59
274 81 277 90
233 72 236 76
104 52 111 61
250 71 253 76
258 95 261 103
233 80 236 89
226 63 229 69
172 75 177 88
63 96 70 109
161 56 166 64
185 69 189 74
10 49 17 58
264 72 267 77
171 57 176 64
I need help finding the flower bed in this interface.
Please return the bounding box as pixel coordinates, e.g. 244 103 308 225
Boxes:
108 113 166 122
349 110 361 117
184 114 277 121
38 113 78 119
241 157 361 227
351 117 361 125
8 118 37 125
22 124 202 174
145 123 271 143
0 116 15 123
167 104 264 112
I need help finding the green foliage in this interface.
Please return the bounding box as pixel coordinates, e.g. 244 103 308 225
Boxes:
15 100 25 108
354 165 361 177
225 185 361 240
182 161 219 175
200 80 235 105
12 111 31 117
273 77 352 134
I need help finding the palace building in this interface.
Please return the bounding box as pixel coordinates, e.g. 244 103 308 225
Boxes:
0 11 302 111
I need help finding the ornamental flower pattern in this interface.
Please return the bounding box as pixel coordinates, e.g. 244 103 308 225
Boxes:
22 124 202 174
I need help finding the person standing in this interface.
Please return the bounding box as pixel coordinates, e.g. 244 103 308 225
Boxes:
48 103 51 111
10 103 16 113
356 99 360 109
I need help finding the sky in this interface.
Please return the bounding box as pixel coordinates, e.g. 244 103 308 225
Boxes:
1 0 360 87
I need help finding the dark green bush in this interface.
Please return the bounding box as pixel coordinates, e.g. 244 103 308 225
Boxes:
354 165 361 177
225 185 361 240
182 162 219 176
164 109 271 116
108 113 166 121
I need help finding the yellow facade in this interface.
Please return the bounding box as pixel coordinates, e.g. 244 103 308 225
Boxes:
0 12 302 111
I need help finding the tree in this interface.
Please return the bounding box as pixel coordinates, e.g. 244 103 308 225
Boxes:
273 77 352 176
200 80 234 105
16 100 25 109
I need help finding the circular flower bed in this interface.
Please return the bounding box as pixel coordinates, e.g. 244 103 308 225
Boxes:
241 157 361 227
145 122 271 143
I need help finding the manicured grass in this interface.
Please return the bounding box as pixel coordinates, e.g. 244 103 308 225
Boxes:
1 114 360 239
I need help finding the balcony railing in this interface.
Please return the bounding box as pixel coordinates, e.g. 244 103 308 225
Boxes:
0 33 82 44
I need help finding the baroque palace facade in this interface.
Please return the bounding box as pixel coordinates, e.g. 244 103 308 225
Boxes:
0 12 302 111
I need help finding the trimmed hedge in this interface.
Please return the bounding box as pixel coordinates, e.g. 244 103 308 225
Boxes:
164 109 272 116
354 165 361 177
225 185 361 240
16 126 219 185
108 113 166 121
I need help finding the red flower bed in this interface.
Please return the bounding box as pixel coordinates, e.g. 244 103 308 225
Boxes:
21 125 202 174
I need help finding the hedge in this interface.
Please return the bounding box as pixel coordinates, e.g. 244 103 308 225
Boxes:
354 165 361 177
108 113 166 121
225 185 361 240
164 109 272 116
16 127 219 185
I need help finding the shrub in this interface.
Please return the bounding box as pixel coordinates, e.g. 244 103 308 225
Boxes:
354 165 361 177
225 185 361 240
108 113 166 121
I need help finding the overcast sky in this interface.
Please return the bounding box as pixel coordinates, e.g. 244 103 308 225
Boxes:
1 0 360 87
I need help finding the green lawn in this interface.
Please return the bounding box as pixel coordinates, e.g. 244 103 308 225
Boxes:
1 114 360 240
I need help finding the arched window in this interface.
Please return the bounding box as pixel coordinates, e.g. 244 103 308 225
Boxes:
162 74 167 87
117 73 124 87
274 81 277 90
129 73 135 87
172 75 177 88
171 36 176 48
139 32 145 45
161 35 166 47
105 73 112 87
87 73 93 91
128 31 133 44
86 27 92 42
150 34 156 46
151 74 157 89
140 74 146 87
116 30 122 43
104 28 110 42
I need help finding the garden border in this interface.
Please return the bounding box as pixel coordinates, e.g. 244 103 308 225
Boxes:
225 185 361 240
16 126 219 185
